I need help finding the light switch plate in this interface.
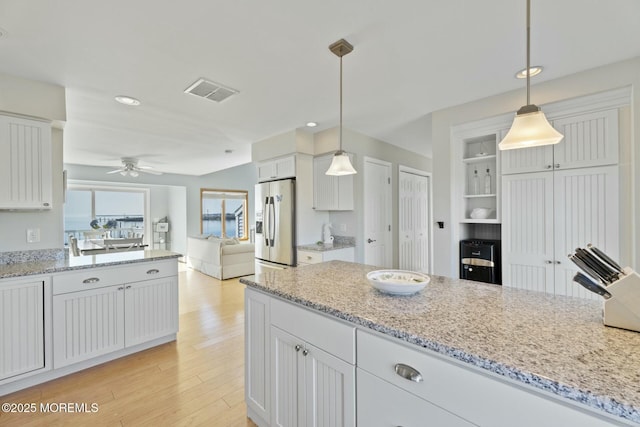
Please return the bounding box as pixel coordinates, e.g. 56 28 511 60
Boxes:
26 228 40 243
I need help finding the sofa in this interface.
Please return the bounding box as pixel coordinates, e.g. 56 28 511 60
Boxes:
186 236 255 280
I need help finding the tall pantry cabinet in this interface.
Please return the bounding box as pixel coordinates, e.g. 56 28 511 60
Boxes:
501 108 620 299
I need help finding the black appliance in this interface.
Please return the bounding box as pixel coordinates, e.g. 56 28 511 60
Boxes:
460 239 501 285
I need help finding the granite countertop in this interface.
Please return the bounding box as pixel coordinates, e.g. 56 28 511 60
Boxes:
0 250 182 280
298 242 355 252
240 260 640 424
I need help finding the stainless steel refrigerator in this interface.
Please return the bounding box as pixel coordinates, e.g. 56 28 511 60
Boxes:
255 178 296 267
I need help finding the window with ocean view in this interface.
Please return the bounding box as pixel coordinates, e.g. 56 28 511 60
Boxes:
64 185 147 244
200 189 248 239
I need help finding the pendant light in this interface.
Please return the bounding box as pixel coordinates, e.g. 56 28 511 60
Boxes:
499 0 563 150
326 39 357 176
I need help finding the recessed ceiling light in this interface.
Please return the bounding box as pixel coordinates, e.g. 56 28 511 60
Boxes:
114 95 141 106
306 122 318 128
515 66 544 79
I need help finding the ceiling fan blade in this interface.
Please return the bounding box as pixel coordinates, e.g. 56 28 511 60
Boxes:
106 168 125 174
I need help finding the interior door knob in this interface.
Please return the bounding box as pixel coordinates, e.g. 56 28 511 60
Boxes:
367 238 376 243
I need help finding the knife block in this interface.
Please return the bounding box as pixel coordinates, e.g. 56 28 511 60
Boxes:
603 267 640 332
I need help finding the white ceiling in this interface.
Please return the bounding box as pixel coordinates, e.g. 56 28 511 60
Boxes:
0 0 639 175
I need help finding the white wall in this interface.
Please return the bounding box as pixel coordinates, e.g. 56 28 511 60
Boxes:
0 73 66 252
431 56 640 277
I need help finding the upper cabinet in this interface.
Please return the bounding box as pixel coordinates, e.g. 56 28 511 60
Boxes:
313 153 354 211
257 155 296 182
0 114 52 210
501 109 619 175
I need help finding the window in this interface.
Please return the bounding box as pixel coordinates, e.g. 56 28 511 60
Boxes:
200 189 248 239
64 185 148 244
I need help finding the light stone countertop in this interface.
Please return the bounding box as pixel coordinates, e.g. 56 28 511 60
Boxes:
297 242 355 252
0 250 181 280
240 260 640 425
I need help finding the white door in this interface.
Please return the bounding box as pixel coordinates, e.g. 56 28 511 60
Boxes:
552 166 619 299
501 172 555 292
304 342 355 427
399 170 431 273
364 157 392 268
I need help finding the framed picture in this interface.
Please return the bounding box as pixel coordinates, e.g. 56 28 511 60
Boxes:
156 222 169 232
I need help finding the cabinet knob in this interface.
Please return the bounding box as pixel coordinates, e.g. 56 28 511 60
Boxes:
554 163 560 169
545 165 553 169
43 202 50 207
126 285 132 289
117 287 124 291
302 349 309 357
295 344 302 352
367 238 376 244
555 260 561 265
394 363 423 383
545 260 553 264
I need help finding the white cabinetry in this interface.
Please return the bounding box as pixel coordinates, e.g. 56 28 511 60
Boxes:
0 278 46 382
502 167 619 299
0 114 52 210
312 153 354 211
399 170 430 272
501 109 619 174
461 134 500 223
357 330 616 427
245 289 271 426
52 260 179 368
297 247 354 266
501 109 620 299
258 155 296 182
245 289 356 427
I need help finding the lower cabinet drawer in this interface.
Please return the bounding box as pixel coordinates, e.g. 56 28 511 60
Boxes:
297 250 323 265
271 297 355 364
357 330 617 427
357 368 473 427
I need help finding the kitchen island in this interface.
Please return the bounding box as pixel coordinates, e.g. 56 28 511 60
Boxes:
241 261 640 426
0 249 181 395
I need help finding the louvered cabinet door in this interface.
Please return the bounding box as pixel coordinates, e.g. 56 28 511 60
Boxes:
245 289 271 425
53 285 125 368
0 280 45 381
304 342 355 427
123 276 179 347
271 326 303 427
501 172 555 292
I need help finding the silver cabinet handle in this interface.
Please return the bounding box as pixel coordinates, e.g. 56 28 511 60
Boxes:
302 349 309 357
295 345 302 352
117 286 124 291
147 269 160 275
126 285 132 289
83 277 100 284
394 363 423 383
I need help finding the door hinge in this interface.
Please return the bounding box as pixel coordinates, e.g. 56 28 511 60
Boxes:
388 225 391 231
387 177 391 184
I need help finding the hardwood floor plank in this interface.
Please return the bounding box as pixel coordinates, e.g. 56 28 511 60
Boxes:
0 265 256 427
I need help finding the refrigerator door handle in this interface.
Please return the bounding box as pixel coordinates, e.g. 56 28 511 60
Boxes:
264 196 270 247
269 196 276 247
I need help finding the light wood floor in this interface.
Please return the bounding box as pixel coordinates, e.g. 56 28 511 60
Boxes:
0 264 258 427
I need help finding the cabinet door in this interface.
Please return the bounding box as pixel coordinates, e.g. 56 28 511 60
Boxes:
501 172 555 292
0 115 52 209
0 280 45 381
124 276 179 347
53 285 125 368
304 342 355 427
552 166 619 299
245 289 271 424
271 326 304 427
552 110 618 170
357 369 472 427
314 155 338 210
258 161 277 182
501 144 553 175
275 155 296 179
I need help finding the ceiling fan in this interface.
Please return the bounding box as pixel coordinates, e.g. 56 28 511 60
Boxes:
106 158 162 177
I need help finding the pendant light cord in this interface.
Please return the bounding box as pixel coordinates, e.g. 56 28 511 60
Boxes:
526 0 531 106
339 54 343 152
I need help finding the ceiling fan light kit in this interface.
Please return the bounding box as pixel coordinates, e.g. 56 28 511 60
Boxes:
499 0 563 151
326 38 357 176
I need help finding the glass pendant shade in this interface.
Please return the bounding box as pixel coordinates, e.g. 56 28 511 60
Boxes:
326 151 357 176
499 105 564 150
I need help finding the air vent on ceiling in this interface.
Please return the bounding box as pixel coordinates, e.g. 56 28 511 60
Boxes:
184 78 239 103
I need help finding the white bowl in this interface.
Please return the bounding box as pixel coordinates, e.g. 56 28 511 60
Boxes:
366 270 430 295
470 208 493 219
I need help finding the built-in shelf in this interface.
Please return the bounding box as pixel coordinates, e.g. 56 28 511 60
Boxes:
462 154 497 164
460 218 499 224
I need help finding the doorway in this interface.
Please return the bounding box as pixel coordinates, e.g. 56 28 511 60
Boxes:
399 166 432 273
